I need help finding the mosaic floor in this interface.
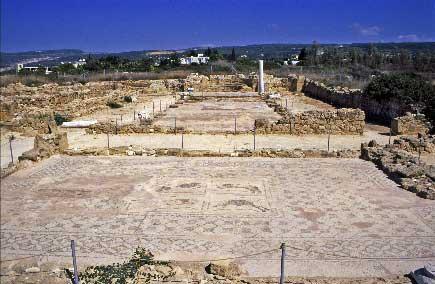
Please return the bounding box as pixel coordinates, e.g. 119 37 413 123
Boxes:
1 156 434 277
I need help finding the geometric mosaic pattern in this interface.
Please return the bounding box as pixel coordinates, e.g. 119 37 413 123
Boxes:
1 156 434 276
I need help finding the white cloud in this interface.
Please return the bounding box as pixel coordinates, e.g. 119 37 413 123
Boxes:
351 23 382 36
398 34 420 42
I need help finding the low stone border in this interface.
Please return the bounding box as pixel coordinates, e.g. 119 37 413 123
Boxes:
64 146 359 159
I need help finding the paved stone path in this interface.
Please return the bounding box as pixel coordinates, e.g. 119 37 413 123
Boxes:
1 156 434 277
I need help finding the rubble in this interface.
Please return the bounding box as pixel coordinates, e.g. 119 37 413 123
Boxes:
205 261 245 279
393 134 435 154
19 132 68 162
361 139 435 199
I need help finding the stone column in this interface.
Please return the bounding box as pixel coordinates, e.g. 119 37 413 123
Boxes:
258 60 264 94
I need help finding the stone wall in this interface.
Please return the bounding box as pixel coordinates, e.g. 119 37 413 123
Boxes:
260 109 365 135
391 113 432 135
288 75 305 92
303 79 411 123
259 98 365 135
248 74 291 93
184 73 253 92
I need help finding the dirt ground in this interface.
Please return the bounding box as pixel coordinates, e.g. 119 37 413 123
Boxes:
66 123 393 152
1 156 434 278
277 94 335 113
75 93 177 125
153 97 281 133
0 132 34 169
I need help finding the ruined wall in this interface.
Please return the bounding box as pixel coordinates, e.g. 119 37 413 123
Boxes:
19 132 68 162
257 107 365 135
392 135 435 154
247 74 291 93
361 140 434 200
184 73 253 92
288 75 305 92
0 80 183 134
303 79 411 123
391 113 432 135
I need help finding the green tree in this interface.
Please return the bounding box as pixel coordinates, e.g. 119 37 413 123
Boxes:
205 47 212 57
365 73 435 124
298 48 308 65
230 48 236 61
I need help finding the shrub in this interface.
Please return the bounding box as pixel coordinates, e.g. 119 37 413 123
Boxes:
123 95 133 103
107 101 123 109
79 247 173 284
54 113 71 126
364 72 434 105
364 72 435 125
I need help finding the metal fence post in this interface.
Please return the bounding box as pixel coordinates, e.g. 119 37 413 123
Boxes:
280 243 285 284
234 116 237 135
71 240 79 284
174 117 177 135
107 132 110 149
133 110 136 121
115 119 118 135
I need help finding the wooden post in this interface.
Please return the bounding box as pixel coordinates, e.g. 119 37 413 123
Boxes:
181 132 184 149
133 110 136 121
159 100 162 112
253 127 256 150
174 117 177 135
285 98 288 108
389 126 392 145
9 137 14 164
115 119 118 135
120 114 123 123
327 119 331 152
152 101 155 115
418 140 422 164
70 240 79 284
279 243 285 284
328 132 330 152
234 116 237 135
107 132 110 149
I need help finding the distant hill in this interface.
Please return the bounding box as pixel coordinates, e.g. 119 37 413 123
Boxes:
0 49 85 70
2 42 434 70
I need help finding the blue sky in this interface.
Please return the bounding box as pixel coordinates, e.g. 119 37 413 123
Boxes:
1 0 434 52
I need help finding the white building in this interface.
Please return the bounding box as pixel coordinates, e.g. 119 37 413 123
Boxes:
180 54 210 65
17 64 52 74
60 58 87 68
73 58 86 68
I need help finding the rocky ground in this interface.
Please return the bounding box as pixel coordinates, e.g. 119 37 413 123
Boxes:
361 135 435 199
0 256 412 284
